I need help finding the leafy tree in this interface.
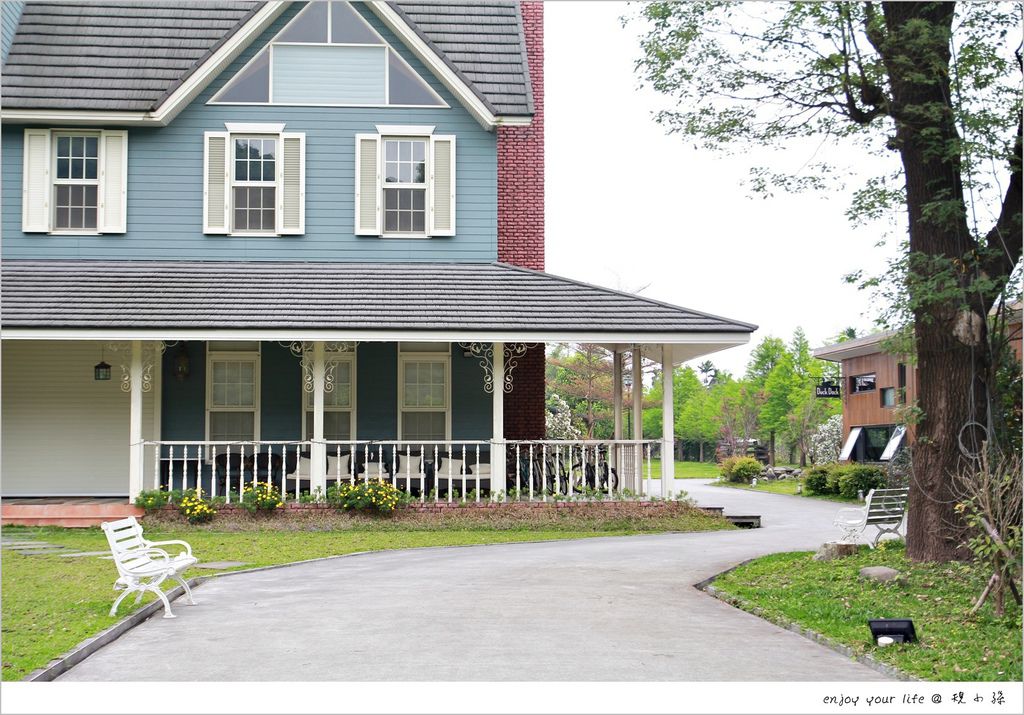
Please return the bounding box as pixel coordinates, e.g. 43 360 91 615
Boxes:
810 414 845 464
545 393 582 440
631 2 1023 562
546 343 614 438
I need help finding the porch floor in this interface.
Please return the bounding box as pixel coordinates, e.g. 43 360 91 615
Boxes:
1 497 141 528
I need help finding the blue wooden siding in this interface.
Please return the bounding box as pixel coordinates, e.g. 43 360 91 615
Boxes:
1 1 23 63
160 341 491 442
1 1 498 262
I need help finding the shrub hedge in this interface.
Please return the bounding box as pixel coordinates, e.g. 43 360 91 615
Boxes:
803 463 886 497
720 456 764 483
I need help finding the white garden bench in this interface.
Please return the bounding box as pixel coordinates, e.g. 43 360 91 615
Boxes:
101 516 198 619
833 488 909 548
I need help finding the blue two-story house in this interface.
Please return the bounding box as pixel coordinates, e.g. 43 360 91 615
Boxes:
0 1 755 520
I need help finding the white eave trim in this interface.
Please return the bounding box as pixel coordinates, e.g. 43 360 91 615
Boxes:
366 1 530 131
0 2 290 127
1 327 751 349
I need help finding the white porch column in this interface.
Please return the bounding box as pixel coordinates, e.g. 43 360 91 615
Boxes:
128 340 144 501
310 340 327 493
632 346 643 495
661 344 675 499
612 350 623 490
491 341 505 501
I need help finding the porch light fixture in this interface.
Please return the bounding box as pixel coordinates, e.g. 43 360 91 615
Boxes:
94 360 112 381
94 346 111 381
173 346 191 381
868 618 916 645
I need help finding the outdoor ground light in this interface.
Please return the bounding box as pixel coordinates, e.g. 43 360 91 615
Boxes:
868 618 917 645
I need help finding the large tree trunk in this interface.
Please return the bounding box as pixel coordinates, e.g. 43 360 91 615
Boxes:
880 3 983 562
768 430 776 466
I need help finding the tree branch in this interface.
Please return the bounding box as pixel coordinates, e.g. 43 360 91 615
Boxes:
980 115 1023 288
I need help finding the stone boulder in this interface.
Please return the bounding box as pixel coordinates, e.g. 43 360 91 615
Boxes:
859 566 904 584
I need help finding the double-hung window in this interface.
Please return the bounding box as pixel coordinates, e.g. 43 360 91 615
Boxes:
399 343 450 442
21 128 128 234
355 127 455 238
383 138 427 234
303 355 355 441
204 125 305 236
232 136 277 233
53 134 99 231
206 345 261 444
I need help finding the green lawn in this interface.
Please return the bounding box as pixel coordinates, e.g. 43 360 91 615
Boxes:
647 460 721 479
2 512 729 681
712 545 1023 681
712 477 858 503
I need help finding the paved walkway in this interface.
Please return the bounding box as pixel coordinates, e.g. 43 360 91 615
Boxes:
59 480 889 681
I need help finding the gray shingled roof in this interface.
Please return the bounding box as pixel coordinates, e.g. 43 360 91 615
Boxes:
392 1 532 116
2 1 534 117
0 261 756 333
1 2 262 111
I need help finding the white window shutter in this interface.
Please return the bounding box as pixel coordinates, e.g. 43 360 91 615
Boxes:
354 133 380 236
429 135 455 236
203 131 230 234
278 132 305 235
98 130 128 233
22 128 51 233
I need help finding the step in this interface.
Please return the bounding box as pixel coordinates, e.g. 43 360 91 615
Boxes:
1 502 144 528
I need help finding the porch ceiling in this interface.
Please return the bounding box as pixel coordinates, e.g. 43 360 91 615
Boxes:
0 260 756 354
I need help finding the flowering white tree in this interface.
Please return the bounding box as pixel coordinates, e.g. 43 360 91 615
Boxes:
545 393 582 440
809 414 843 465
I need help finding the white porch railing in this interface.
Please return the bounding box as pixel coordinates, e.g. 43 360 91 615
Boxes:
141 438 660 503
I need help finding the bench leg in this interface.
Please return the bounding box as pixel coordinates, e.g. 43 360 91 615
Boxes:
872 524 902 548
837 524 862 544
173 574 197 606
109 587 135 617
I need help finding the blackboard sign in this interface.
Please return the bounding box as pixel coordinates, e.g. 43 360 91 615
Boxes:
815 382 841 398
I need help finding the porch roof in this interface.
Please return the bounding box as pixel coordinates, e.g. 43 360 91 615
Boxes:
0 260 756 348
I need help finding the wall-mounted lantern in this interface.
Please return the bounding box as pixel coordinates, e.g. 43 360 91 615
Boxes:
173 346 191 381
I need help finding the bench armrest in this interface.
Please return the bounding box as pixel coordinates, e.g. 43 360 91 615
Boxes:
833 506 867 524
119 547 171 572
146 539 193 557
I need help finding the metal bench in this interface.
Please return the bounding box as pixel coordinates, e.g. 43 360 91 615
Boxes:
101 516 198 618
833 488 909 548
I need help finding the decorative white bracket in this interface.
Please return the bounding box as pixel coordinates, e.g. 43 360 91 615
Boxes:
278 341 357 393
106 341 166 393
458 342 537 394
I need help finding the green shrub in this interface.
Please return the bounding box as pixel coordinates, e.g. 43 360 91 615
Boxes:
327 479 403 515
718 456 739 480
732 457 764 483
836 465 886 499
825 469 844 495
804 466 832 494
134 489 170 511
241 481 284 513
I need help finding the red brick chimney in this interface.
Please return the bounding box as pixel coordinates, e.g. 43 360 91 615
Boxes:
497 0 544 271
498 1 545 439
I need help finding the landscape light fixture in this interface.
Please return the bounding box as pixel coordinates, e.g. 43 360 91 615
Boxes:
868 618 917 645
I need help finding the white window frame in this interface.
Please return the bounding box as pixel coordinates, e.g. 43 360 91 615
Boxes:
229 134 280 236
205 348 262 445
208 1 447 109
50 130 101 235
301 353 357 441
381 135 429 239
398 348 451 442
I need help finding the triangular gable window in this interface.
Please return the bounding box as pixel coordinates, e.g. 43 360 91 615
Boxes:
211 1 445 107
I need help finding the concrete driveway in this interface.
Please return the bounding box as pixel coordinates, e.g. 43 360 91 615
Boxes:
59 479 889 681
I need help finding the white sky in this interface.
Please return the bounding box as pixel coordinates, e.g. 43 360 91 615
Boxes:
544 1 903 376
